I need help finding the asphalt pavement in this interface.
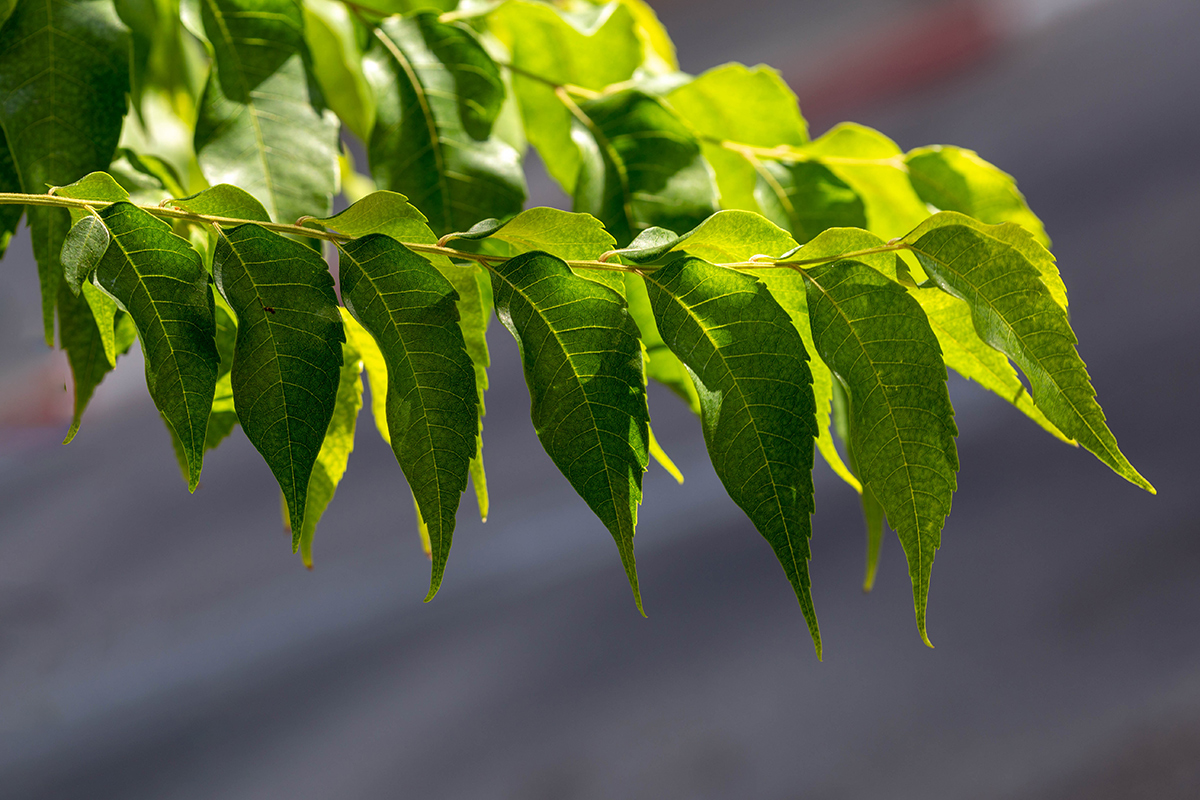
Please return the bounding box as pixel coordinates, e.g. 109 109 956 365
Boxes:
1 0 1198 797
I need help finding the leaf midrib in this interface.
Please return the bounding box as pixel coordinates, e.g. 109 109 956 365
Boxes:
908 226 1115 463
803 268 926 593
645 272 809 598
343 247 447 554
495 267 631 541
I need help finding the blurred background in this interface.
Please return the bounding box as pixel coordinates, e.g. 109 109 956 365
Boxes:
2 0 1198 796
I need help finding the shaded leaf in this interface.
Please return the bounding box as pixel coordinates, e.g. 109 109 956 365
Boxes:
0 130 22 258
491 251 649 612
803 259 958 644
338 235 478 597
317 191 492 520
366 14 525 236
195 0 339 224
213 224 345 538
0 0 130 343
572 88 719 245
754 160 867 245
904 212 1152 492
645 256 821 655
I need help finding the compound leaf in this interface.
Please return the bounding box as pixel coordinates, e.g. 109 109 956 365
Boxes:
491 251 649 612
644 256 821 655
904 212 1152 492
338 234 478 599
195 0 339 224
366 13 525 236
213 223 345 539
572 88 719 246
803 259 958 645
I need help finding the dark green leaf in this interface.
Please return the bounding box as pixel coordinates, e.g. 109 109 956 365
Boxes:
61 216 111 295
572 88 719 245
644 256 821 655
0 0 130 343
56 280 132 443
491 251 650 612
803 259 959 644
317 191 492 520
213 223 345 539
338 234 478 599
195 0 339 224
76 203 221 490
366 14 525 236
904 212 1152 492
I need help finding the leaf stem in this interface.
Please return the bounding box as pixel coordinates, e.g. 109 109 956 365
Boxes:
0 192 909 274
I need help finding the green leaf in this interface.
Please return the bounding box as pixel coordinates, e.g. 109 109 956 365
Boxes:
0 0 130 343
904 212 1152 492
302 0 375 141
109 149 187 206
298 307 366 567
703 220 860 492
213 223 345 539
338 235 478 599
616 0 676 73
790 124 930 240
491 251 650 613
168 184 271 222
487 0 642 193
572 88 719 246
61 216 111 295
666 63 807 211
905 145 1049 247
803 259 959 645
56 280 133 444
754 160 867 245
317 191 492 520
644 256 821 655
366 13 525 236
195 0 339 224
72 203 221 490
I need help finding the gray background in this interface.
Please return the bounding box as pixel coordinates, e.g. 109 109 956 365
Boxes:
1 0 1198 796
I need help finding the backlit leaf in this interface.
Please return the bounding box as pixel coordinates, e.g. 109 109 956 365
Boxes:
904 212 1152 492
491 251 649 612
302 0 375 141
213 223 345 539
298 307 366 567
644 256 821 655
667 63 807 212
487 0 642 193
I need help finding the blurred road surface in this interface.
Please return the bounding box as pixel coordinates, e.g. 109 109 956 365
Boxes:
1 0 1198 797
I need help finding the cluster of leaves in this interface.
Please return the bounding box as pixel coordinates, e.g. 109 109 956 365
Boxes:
0 0 1152 656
